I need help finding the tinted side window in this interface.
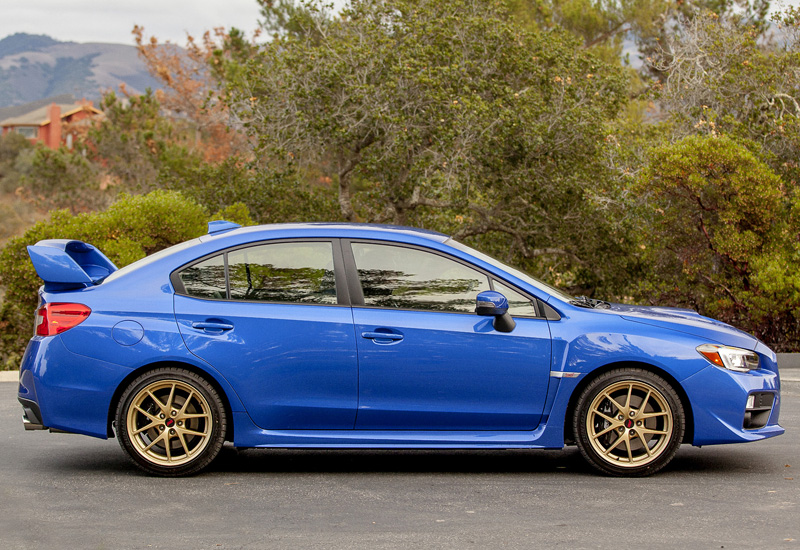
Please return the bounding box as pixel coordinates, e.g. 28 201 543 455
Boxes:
493 280 538 317
228 242 337 304
179 255 226 299
351 243 489 312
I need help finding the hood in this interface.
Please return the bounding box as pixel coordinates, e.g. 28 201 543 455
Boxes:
610 303 760 351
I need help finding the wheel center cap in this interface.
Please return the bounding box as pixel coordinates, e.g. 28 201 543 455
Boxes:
624 419 634 429
165 418 175 428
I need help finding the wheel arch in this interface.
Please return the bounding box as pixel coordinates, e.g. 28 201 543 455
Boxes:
107 360 235 442
562 360 694 445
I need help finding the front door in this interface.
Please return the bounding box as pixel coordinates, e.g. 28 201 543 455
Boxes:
347 241 552 431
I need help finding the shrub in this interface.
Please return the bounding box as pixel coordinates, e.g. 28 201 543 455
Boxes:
0 190 212 368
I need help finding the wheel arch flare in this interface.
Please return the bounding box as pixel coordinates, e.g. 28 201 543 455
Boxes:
107 360 240 442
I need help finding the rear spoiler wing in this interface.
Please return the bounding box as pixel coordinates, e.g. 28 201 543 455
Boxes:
27 240 117 291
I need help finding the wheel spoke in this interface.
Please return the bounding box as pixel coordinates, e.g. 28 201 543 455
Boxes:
602 391 623 412
134 404 160 423
641 428 669 436
624 383 633 409
165 383 177 410
640 389 652 413
626 436 633 463
146 390 166 412
177 390 196 416
143 431 166 452
592 409 618 424
164 433 173 461
176 431 191 457
603 434 627 455
178 412 210 421
179 427 207 437
640 411 668 419
132 419 160 436
592 424 618 439
637 433 653 457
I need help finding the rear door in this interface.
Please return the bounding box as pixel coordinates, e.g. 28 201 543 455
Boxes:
173 239 358 430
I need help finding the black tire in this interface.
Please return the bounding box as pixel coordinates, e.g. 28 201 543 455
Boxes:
573 368 685 476
115 367 227 476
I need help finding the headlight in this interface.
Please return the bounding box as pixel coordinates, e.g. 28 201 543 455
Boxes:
696 344 760 372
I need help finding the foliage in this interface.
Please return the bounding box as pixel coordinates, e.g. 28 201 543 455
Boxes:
161 157 340 224
0 134 44 245
506 0 770 63
88 90 208 194
19 146 106 212
2 1 800 351
0 191 211 368
647 12 800 180
0 131 33 193
215 0 630 292
132 26 252 162
634 135 799 349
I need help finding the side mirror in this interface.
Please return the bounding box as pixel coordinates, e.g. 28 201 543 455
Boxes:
476 290 516 333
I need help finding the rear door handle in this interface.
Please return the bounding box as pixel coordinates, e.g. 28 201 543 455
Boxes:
361 331 404 342
192 321 234 333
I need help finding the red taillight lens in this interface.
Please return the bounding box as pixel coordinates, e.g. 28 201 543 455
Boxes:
35 303 91 336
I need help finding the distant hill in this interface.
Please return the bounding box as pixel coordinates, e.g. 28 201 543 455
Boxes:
0 33 162 108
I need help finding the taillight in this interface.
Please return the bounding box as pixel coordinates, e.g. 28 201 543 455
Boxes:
35 303 91 336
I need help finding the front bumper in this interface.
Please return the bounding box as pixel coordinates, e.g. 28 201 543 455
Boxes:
683 363 783 446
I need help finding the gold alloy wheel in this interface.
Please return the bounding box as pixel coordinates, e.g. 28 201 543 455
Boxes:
126 379 213 467
586 380 674 468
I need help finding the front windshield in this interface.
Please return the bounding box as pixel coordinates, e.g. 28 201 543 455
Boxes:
446 239 574 303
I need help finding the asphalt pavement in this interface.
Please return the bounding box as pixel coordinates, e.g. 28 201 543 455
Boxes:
0 379 798 550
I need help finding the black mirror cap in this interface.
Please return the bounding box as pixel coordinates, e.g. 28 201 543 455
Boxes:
492 312 516 333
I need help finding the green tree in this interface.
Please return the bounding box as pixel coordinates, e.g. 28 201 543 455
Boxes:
634 135 799 349
88 90 207 193
216 0 629 291
161 157 340 224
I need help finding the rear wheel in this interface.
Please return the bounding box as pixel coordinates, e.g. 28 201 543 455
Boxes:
574 369 685 476
115 368 226 476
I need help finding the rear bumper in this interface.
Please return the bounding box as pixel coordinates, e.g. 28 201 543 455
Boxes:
18 336 119 439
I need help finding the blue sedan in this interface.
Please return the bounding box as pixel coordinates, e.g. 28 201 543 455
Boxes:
17 222 783 476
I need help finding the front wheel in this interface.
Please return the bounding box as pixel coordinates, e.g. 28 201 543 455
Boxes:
115 368 227 476
573 369 685 476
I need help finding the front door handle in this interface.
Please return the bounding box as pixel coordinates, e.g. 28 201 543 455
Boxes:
192 321 234 333
361 331 404 342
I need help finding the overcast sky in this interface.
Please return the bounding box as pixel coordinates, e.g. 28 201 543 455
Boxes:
0 0 268 46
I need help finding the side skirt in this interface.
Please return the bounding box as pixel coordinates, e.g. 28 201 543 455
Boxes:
231 412 561 449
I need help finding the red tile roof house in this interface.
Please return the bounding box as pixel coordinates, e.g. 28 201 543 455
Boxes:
0 100 103 149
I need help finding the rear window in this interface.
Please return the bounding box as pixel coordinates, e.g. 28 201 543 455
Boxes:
103 239 202 284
